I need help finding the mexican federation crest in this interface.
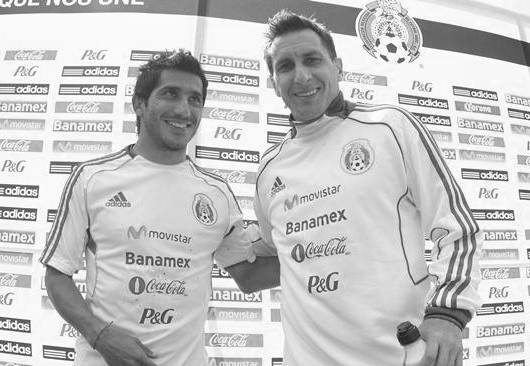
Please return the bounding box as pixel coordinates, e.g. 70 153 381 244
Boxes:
355 0 422 63
192 193 217 226
341 139 374 174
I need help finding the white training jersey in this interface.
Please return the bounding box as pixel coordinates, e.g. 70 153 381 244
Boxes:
40 145 255 366
254 97 481 366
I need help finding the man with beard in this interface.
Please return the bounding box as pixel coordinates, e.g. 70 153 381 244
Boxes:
41 50 279 366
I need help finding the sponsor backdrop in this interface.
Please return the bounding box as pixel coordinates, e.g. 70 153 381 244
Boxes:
1 0 529 365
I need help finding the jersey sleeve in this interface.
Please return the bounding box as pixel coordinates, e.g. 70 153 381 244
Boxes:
39 167 90 276
399 109 482 324
213 189 256 269
252 184 278 256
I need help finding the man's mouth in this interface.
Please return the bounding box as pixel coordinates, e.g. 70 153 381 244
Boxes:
294 88 319 97
164 119 191 128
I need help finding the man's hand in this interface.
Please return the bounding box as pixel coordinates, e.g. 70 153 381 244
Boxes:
94 323 158 366
418 318 463 366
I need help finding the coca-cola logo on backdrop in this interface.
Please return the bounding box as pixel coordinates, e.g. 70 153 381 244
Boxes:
55 101 113 114
481 267 520 280
206 333 263 348
0 140 43 152
203 107 259 123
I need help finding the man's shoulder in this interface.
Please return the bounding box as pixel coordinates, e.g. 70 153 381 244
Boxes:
259 129 295 166
186 159 236 197
348 101 411 118
345 101 419 130
74 147 131 177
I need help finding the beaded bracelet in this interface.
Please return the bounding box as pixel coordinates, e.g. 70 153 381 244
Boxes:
91 321 114 349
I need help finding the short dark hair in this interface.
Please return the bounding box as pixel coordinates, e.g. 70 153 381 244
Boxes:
264 9 337 75
133 49 208 133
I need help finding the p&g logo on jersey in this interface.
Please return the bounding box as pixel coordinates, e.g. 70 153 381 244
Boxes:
307 272 339 294
139 308 175 325
192 194 217 226
341 139 374 174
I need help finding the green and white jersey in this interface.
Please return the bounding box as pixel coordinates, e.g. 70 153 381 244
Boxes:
254 95 481 366
40 145 255 366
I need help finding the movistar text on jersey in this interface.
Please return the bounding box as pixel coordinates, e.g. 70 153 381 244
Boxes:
286 209 347 235
284 184 341 211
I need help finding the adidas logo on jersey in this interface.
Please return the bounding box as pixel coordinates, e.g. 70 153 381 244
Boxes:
105 192 131 207
270 177 286 197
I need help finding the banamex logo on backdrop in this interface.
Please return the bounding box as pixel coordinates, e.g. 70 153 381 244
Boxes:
0 101 46 113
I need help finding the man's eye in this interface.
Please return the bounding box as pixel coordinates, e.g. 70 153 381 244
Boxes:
306 57 321 65
163 90 177 97
276 63 292 73
189 96 202 105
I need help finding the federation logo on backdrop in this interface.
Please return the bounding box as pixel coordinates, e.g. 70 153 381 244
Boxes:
192 194 217 226
356 0 422 63
341 139 374 174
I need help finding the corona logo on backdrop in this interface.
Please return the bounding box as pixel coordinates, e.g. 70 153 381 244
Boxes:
356 0 422 63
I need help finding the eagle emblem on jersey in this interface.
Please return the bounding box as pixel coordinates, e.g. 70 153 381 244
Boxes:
192 193 217 226
341 139 374 174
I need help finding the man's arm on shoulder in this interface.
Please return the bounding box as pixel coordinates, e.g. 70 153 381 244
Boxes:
45 266 157 366
225 254 280 294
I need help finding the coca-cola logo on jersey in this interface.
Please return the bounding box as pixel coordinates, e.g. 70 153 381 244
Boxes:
291 237 350 263
128 276 187 296
208 334 249 347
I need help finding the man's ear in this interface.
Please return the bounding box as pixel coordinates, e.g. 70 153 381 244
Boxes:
269 75 281 97
132 95 146 121
333 58 343 81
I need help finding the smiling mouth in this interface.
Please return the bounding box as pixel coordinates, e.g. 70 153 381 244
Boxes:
164 119 191 129
294 88 319 97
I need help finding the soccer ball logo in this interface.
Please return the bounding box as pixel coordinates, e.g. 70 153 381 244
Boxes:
192 193 217 226
341 139 374 175
356 0 422 64
374 32 409 63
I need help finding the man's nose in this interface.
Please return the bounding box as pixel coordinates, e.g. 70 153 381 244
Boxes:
294 65 311 83
173 98 191 117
